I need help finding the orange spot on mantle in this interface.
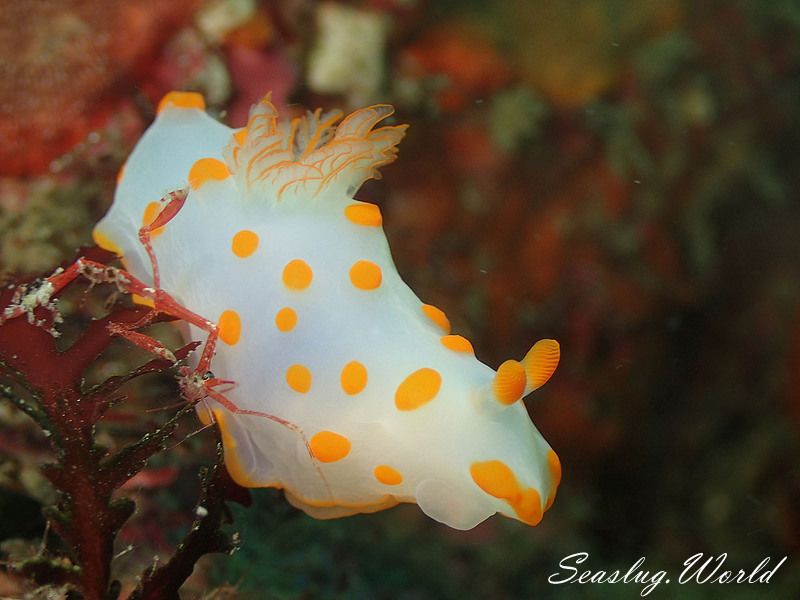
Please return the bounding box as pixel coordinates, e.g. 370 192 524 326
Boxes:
189 157 230 190
422 304 451 333
470 460 543 526
218 310 242 345
286 364 312 393
275 307 297 332
440 334 474 354
157 91 206 115
310 431 351 463
92 229 122 255
544 450 562 511
374 465 403 485
344 203 383 227
115 162 126 185
395 368 441 411
340 361 367 395
283 259 313 290
231 230 259 258
349 260 382 290
141 201 166 238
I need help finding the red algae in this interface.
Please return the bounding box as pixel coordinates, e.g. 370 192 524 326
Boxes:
0 248 248 597
224 45 297 127
0 0 200 176
401 22 512 113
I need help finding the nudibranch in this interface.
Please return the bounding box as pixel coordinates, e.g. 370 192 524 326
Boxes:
93 91 562 530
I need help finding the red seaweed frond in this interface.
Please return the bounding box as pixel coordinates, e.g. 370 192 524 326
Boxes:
0 247 249 599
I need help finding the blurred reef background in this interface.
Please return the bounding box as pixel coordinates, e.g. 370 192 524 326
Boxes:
2 0 800 598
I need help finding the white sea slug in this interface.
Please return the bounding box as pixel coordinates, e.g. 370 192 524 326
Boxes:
93 91 562 530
